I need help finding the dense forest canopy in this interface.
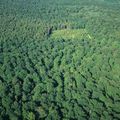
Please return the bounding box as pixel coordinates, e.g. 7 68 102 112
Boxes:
0 0 120 120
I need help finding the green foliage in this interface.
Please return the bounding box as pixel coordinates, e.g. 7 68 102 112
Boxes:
27 112 35 120
0 0 120 120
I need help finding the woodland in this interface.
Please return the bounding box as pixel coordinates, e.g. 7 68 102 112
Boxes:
0 0 120 120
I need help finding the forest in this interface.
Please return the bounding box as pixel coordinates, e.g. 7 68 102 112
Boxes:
0 0 120 120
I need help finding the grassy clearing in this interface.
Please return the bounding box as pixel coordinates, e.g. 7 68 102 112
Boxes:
50 29 92 40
